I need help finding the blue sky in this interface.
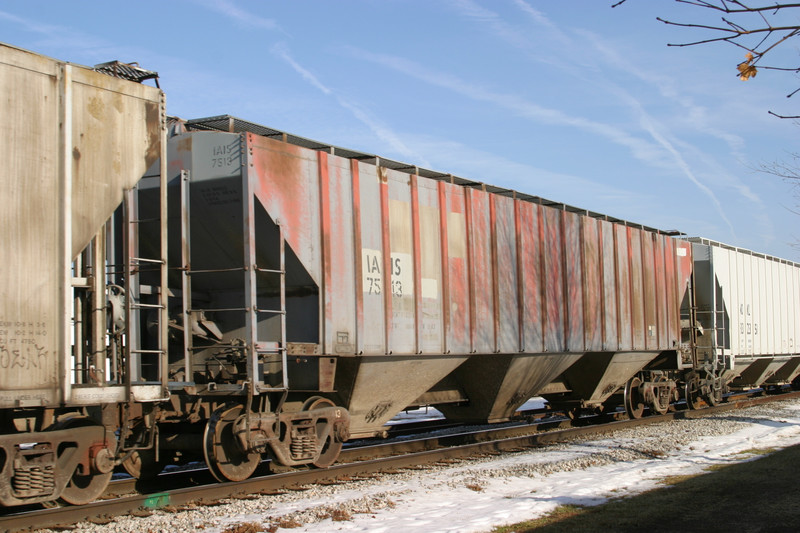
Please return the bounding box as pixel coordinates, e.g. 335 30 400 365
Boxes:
3 0 798 259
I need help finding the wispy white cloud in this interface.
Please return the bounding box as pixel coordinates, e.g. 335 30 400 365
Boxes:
448 0 762 241
0 10 109 56
0 10 53 33
574 28 747 154
191 0 284 33
344 46 667 168
271 43 331 95
405 133 656 213
637 110 737 237
271 43 427 166
448 0 532 51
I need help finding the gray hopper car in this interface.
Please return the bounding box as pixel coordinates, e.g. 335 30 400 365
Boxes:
1 41 800 507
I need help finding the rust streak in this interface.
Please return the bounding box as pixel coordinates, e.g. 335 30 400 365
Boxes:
411 174 423 354
318 151 332 354
351 159 364 355
490 195 500 353
379 169 392 354
437 181 450 354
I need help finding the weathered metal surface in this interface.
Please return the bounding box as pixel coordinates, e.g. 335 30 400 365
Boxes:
359 163 386 354
167 115 695 431
543 351 661 410
0 43 163 406
333 355 468 436
439 182 471 354
436 353 582 423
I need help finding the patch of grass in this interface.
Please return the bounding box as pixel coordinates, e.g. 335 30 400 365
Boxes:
658 474 700 486
733 447 778 456
493 504 587 532
466 483 484 492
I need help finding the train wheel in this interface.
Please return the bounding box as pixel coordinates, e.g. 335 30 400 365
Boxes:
303 397 343 469
624 377 645 419
60 468 113 505
122 448 170 481
55 418 115 505
684 378 702 410
203 405 260 482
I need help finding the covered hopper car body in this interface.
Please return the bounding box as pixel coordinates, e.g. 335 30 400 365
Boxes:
1 42 799 507
689 238 800 393
0 43 168 505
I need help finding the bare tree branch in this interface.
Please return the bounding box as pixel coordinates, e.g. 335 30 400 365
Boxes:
615 1 800 115
675 0 800 14
768 110 800 118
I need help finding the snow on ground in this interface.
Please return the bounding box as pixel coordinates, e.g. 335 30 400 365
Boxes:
56 398 800 533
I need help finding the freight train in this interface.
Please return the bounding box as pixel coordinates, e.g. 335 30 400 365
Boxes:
1 42 799 507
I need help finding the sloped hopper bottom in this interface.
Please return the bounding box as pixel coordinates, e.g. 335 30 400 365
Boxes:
334 355 469 438
731 356 800 389
435 353 583 423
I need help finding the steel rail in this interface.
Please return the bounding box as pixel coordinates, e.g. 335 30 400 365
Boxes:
3 390 798 532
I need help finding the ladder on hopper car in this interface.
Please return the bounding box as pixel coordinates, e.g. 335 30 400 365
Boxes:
122 187 169 392
178 170 288 395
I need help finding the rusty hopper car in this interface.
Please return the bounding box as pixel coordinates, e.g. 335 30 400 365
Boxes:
0 43 167 505
688 238 800 396
133 113 703 473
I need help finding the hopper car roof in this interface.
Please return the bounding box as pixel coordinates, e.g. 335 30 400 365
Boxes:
688 237 800 268
180 114 684 238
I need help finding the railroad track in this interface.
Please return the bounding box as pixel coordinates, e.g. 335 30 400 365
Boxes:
4 390 798 533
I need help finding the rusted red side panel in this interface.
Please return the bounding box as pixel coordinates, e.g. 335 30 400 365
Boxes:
467 189 494 353
642 232 657 350
357 163 386 354
629 227 645 350
417 178 444 353
490 196 500 351
351 160 364 354
318 152 334 353
518 201 544 353
248 133 690 359
411 175 423 353
655 235 674 348
583 217 603 351
322 153 357 354
514 199 525 351
664 235 678 348
564 211 584 352
387 170 415 354
600 220 618 350
250 136 321 285
442 183 470 354
615 224 632 350
493 195 519 353
543 208 565 352
381 174 394 353
437 182 450 354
